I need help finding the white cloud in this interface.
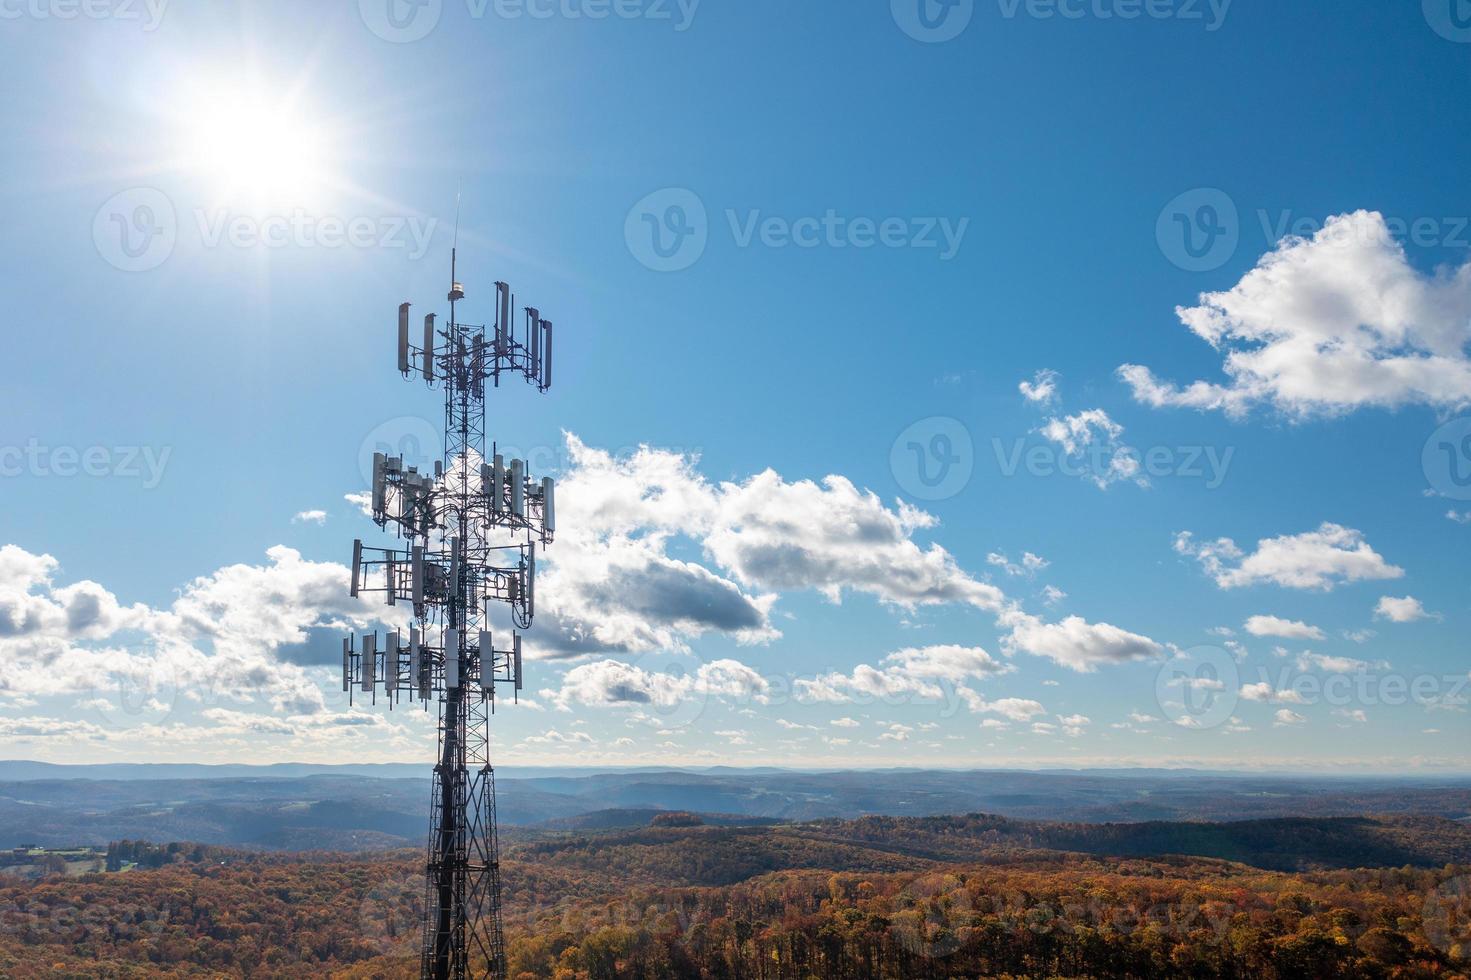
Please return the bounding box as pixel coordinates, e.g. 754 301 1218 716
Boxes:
542 657 771 711
1240 682 1307 704
1120 211 1471 418
1058 714 1090 737
794 645 1009 710
1244 615 1325 640
292 510 328 525
545 436 1163 680
0 544 385 719
1000 612 1163 672
534 436 1012 661
1333 708 1368 724
1041 585 1067 605
829 717 859 728
1036 409 1145 489
1296 651 1373 674
1374 595 1438 623
1019 369 1060 405
974 697 1047 722
1448 510 1471 525
1274 709 1307 727
519 729 595 746
1175 524 1403 591
987 551 1050 578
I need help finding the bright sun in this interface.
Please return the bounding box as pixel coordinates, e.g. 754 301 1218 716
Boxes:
178 84 334 207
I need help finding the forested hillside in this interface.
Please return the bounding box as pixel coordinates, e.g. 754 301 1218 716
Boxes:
0 813 1468 977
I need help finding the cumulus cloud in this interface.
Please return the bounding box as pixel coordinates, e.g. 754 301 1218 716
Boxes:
542 657 771 711
794 645 1009 711
543 436 1163 680
1240 682 1307 704
1296 651 1374 674
1244 615 1325 640
1000 612 1164 672
0 544 381 719
533 436 1011 659
1175 524 1403 591
1120 211 1471 418
974 697 1047 722
1036 409 1145 489
1019 369 1060 405
292 510 328 525
1374 595 1438 623
987 551 1050 578
1273 709 1307 727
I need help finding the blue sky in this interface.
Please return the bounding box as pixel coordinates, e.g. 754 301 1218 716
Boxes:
1 0 1468 770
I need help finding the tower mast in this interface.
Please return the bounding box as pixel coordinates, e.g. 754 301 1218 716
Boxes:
344 247 558 979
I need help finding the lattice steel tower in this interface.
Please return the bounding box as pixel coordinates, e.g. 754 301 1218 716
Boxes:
342 250 558 979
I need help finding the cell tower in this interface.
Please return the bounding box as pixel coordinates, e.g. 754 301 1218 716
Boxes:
342 248 558 979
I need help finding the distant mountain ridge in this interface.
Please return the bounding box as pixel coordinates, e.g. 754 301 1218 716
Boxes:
2 765 1470 851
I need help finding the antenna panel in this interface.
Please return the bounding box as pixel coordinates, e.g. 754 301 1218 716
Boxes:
349 540 363 597
510 459 525 517
411 545 425 606
342 637 351 692
527 544 535 618
445 629 460 687
542 477 556 535
493 455 506 513
542 321 553 389
526 307 540 374
423 314 436 381
362 633 376 692
496 282 511 350
513 634 523 691
479 630 493 688
398 303 411 373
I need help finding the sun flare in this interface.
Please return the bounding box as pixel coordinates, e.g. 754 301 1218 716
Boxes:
176 83 335 208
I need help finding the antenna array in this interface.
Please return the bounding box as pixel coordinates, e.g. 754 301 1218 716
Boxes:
342 250 561 980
